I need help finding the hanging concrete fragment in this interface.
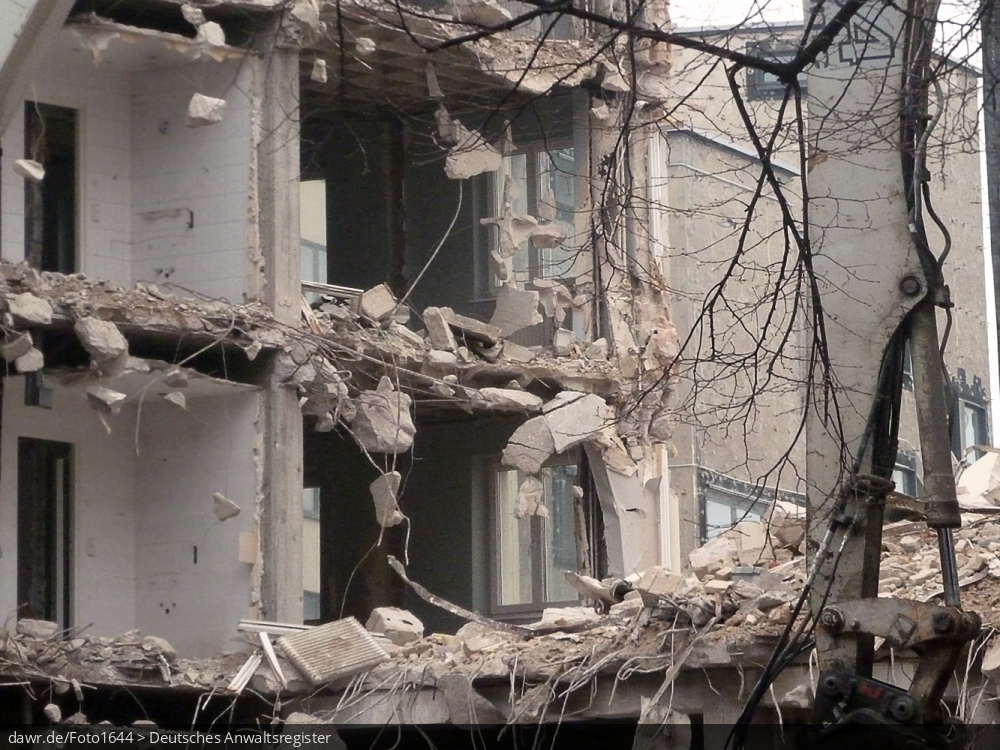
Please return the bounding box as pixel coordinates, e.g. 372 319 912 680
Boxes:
86 386 127 415
186 93 226 128
434 104 501 180
543 391 610 452
213 492 241 521
13 158 44 182
74 317 128 363
502 415 555 475
181 4 205 25
310 57 328 83
475 387 543 413
513 476 547 518
195 21 225 46
349 377 416 454
490 284 541 337
370 471 404 527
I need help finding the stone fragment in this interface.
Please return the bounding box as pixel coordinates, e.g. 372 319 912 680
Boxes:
689 536 736 579
513 476 547 519
502 416 555 475
704 579 731 594
451 0 513 27
445 309 501 346
142 635 178 662
552 328 576 356
490 284 541 337
476 387 543 413
910 568 937 584
86 386 126 414
388 322 425 349
17 619 58 639
14 159 44 182
755 591 793 610
213 493 241 521
366 607 423 645
437 673 506 724
196 21 226 46
584 338 608 360
370 471 404 528
0 331 32 361
426 350 458 367
423 307 458 351
163 391 186 409
186 93 227 128
74 318 128 362
8 292 52 325
501 341 536 363
779 683 814 709
634 566 683 607
543 392 610 452
358 283 397 321
181 4 205 24
349 377 416 454
43 703 61 723
445 131 502 180
15 347 43 373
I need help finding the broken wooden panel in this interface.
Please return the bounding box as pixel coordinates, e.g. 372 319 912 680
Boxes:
278 617 388 685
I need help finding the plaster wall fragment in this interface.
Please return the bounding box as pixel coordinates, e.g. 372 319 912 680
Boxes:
8 292 52 325
13 158 44 182
423 307 458 351
514 476 547 518
475 387 543 412
543 391 609 452
489 283 541 337
358 283 398 322
501 415 555 475
187 93 227 128
74 318 128 362
366 606 423 645
15 347 43 373
213 492 241 521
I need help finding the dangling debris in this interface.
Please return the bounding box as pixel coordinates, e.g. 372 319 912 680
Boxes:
14 159 45 182
187 93 227 128
348 377 416 454
213 492 241 521
86 386 126 414
370 471 404 527
514 476 547 518
74 317 128 363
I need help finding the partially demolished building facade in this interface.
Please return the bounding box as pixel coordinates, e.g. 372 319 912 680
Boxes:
0 0 996 737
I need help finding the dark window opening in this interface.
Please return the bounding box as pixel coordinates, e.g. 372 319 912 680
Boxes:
25 103 78 274
745 44 807 101
953 398 989 461
17 437 73 630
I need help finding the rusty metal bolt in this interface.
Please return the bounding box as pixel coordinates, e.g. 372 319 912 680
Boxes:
899 275 923 297
933 610 956 634
890 695 917 722
819 608 844 633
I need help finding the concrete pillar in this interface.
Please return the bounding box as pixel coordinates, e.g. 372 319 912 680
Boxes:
257 47 301 327
260 370 304 623
256 46 305 623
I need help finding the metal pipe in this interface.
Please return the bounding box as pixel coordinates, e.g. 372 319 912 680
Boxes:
937 529 961 607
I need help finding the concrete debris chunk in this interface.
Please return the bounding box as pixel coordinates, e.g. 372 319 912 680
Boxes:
370 471 404 527
778 683 814 709
186 93 227 128
443 308 501 346
213 492 241 521
450 0 513 27
141 635 178 662
181 4 205 25
86 386 126 414
552 327 576 356
162 391 186 409
195 20 226 46
502 415 555 475
501 341 536 363
426 350 458 367
0 331 32 361
564 571 618 606
13 158 45 182
423 307 458 351
17 619 58 639
543 391 610 452
8 292 53 325
43 703 61 723
584 337 608 360
310 58 328 83
689 535 736 580
437 673 506 724
490 284 542 337
355 37 376 55
445 127 501 180
74 318 128 362
634 566 683 607
366 607 423 645
982 637 1000 685
14 346 43 373
514 476 547 519
476 387 543 413
358 283 397 322
349 377 416 454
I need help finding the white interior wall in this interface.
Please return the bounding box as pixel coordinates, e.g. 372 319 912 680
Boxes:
0 34 134 283
134 393 259 658
0 376 137 635
130 61 254 303
0 30 256 303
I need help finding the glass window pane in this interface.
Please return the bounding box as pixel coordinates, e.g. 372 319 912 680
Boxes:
494 154 530 287
496 469 533 605
302 487 321 619
705 499 731 539
540 464 579 602
300 180 327 284
537 148 576 279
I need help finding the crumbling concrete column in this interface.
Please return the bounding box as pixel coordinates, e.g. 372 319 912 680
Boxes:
260 357 305 623
256 47 301 326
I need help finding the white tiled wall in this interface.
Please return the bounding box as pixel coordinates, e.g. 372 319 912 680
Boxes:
0 31 257 302
131 61 255 303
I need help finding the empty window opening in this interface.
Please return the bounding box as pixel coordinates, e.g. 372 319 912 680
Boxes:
25 103 78 274
300 180 328 302
18 437 74 630
302 487 322 623
954 398 989 461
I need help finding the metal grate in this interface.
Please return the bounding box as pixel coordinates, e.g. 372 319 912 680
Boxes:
277 617 388 685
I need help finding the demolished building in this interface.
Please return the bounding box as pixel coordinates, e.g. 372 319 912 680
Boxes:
0 0 996 741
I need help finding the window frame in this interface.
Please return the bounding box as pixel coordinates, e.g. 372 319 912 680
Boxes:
891 450 918 497
744 44 808 101
954 398 989 461
487 451 583 617
480 137 578 297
